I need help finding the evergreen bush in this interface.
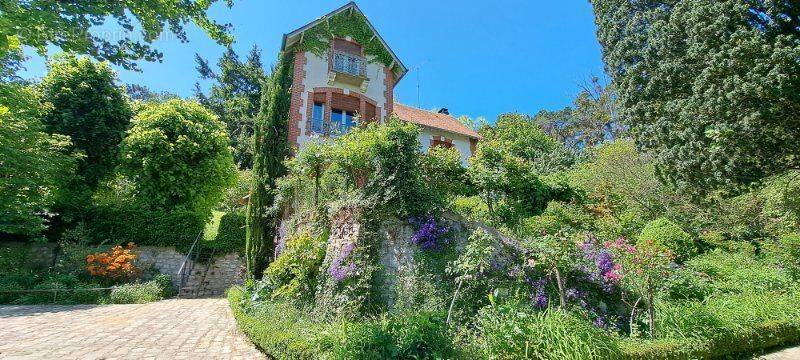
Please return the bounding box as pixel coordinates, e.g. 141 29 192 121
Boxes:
638 218 696 262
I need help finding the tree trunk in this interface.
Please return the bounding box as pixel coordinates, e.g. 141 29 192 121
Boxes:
630 296 641 336
554 268 566 309
646 276 656 338
447 278 464 326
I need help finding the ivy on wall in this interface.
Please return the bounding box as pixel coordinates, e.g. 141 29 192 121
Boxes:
292 8 395 68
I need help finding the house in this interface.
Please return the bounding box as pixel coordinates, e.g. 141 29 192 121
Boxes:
281 2 479 165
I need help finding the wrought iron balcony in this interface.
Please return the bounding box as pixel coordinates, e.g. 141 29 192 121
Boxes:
332 50 366 78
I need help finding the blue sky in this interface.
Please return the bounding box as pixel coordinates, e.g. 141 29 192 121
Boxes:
19 1 604 122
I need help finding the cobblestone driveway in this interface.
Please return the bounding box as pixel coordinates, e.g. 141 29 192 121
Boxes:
0 298 265 359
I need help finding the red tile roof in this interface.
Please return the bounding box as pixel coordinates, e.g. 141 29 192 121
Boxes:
393 103 480 139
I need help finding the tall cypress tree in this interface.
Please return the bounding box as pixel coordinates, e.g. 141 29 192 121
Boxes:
246 51 293 278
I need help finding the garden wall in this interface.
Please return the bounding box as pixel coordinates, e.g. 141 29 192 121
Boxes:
136 246 244 298
0 242 244 298
315 211 475 310
0 241 58 268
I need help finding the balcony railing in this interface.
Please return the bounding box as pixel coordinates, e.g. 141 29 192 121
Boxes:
332 50 366 78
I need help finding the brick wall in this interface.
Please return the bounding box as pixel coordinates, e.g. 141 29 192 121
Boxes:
383 67 395 122
288 51 307 149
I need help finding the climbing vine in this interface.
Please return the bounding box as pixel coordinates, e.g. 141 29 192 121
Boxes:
293 8 396 68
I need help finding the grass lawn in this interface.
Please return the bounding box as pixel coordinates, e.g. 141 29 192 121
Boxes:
204 210 225 242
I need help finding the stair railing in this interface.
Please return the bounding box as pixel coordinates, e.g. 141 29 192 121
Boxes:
176 230 203 298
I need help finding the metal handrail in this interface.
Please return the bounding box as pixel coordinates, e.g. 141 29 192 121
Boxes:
192 247 217 297
176 230 204 298
332 50 366 77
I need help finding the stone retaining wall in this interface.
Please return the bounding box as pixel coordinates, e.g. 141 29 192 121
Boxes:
136 246 244 298
0 242 243 298
0 242 58 268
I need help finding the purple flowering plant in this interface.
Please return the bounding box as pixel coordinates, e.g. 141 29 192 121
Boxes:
410 215 450 251
328 242 357 282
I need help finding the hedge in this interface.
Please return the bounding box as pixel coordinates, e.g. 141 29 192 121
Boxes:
228 287 320 359
621 321 800 359
228 287 455 359
88 203 205 250
621 291 800 359
208 212 246 254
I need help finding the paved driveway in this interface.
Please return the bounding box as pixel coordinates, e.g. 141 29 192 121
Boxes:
0 298 265 359
760 346 800 360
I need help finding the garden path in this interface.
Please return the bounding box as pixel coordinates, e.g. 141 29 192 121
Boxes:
0 298 265 359
760 346 800 360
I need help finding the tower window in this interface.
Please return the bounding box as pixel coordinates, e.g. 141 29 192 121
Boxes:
311 102 324 134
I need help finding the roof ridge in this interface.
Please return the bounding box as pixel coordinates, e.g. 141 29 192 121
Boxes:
393 103 480 139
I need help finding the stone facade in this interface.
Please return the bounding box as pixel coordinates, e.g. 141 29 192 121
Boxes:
136 246 244 298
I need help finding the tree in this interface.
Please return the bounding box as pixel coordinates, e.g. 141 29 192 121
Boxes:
247 52 293 279
469 114 576 225
456 115 489 132
606 238 673 338
0 0 234 71
0 83 75 237
39 54 132 191
0 43 25 83
534 77 622 150
118 99 236 220
481 113 576 174
195 46 268 168
126 84 180 103
591 0 800 195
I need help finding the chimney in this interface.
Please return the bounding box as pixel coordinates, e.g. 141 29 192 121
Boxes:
437 108 449 115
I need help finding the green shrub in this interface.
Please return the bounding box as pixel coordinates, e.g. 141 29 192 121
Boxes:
15 274 105 305
618 338 701 360
516 201 595 237
687 251 793 294
263 230 326 302
105 274 175 304
638 218 695 262
663 267 712 301
451 195 492 223
207 212 246 255
229 287 322 359
468 304 622 360
229 287 454 360
639 291 800 359
778 233 800 279
383 311 453 359
324 311 454 360
0 246 29 271
0 268 40 303
219 169 252 213
119 99 236 219
420 146 473 198
88 203 205 249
